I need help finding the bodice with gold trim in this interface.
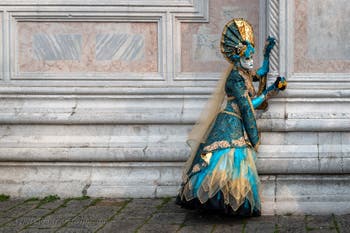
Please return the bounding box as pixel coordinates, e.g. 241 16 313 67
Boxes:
201 68 260 153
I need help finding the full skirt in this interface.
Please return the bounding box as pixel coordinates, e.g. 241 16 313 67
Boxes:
176 146 261 216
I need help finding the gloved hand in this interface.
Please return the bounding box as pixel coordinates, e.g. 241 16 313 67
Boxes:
274 76 287 90
256 36 276 77
263 36 276 58
263 76 287 95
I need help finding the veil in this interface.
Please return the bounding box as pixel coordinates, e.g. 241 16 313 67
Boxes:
182 64 233 181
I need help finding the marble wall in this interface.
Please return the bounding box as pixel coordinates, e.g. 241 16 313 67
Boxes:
294 0 350 73
181 0 260 73
18 22 158 73
0 0 349 215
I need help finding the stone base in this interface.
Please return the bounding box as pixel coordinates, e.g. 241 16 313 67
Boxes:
0 162 349 215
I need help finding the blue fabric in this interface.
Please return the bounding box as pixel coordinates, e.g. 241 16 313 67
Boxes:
233 147 246 177
190 147 261 210
202 69 260 151
225 70 260 147
251 94 266 109
193 148 231 194
247 166 259 205
256 57 269 77
244 41 255 58
203 111 244 151
182 66 262 213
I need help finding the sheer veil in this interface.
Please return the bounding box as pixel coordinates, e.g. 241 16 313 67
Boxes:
182 64 233 181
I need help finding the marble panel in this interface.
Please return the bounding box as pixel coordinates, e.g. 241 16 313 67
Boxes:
261 132 318 145
275 175 350 214
33 34 82 60
95 33 144 61
181 0 260 72
294 0 350 73
343 158 350 173
307 0 350 60
17 22 158 73
259 176 276 215
341 133 350 144
286 101 350 119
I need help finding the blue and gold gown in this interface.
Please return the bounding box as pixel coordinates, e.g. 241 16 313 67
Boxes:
176 66 265 216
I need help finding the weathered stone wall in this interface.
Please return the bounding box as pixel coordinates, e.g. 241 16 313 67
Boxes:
0 0 349 215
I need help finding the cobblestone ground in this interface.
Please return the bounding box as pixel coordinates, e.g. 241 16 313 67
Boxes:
0 196 348 233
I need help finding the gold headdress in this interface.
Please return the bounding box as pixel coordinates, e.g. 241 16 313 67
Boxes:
221 18 255 62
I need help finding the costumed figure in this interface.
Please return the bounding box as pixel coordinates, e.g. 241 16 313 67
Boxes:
175 18 287 217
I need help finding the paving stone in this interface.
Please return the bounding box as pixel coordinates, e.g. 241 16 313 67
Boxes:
69 215 108 224
0 226 24 233
94 199 127 207
67 199 93 208
277 215 307 233
5 216 38 227
245 221 276 233
78 206 118 220
53 206 84 218
30 215 71 228
0 200 23 212
3 205 37 218
0 198 349 233
0 217 12 225
123 199 163 213
335 214 350 233
242 216 277 233
158 199 189 214
23 208 53 217
21 228 57 233
183 211 232 226
98 219 145 233
63 217 106 232
38 200 65 210
138 223 180 233
214 223 244 232
70 215 107 225
119 199 160 214
56 227 94 233
306 229 338 233
148 212 187 225
178 224 215 233
306 215 337 232
119 207 155 220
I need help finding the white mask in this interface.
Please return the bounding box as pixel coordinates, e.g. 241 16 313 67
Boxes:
240 55 254 70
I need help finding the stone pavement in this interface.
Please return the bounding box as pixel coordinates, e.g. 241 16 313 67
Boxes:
0 195 348 233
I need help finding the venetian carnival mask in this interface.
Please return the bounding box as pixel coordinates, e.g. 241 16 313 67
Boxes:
240 54 254 70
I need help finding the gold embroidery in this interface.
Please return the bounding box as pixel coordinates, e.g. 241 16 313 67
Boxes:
203 140 230 152
238 68 256 96
221 110 242 120
231 102 241 116
191 164 201 173
201 152 212 165
247 95 256 116
254 140 261 152
243 131 253 147
231 137 247 146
